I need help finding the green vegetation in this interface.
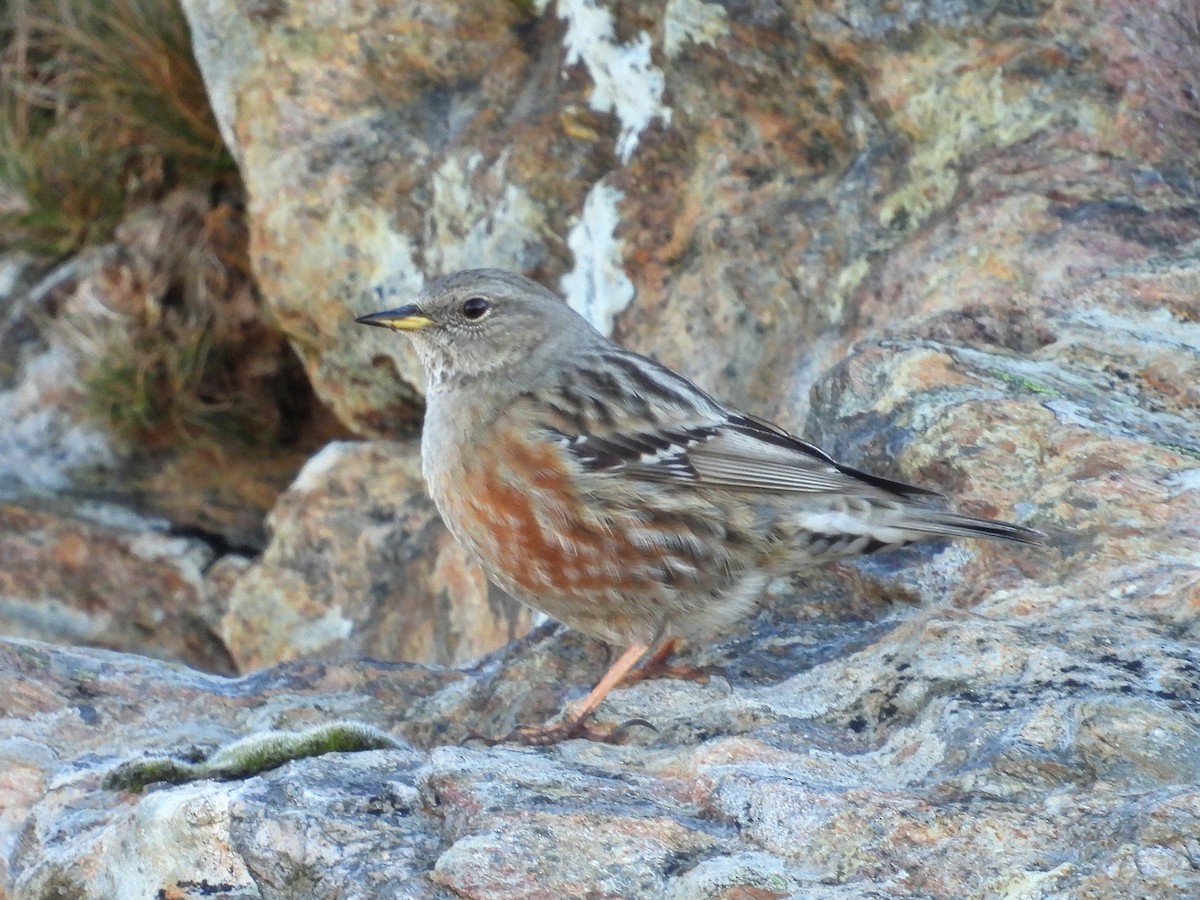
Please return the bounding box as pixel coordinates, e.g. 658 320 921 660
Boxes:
104 723 403 792
0 1 317 452
984 367 1063 398
53 187 301 450
1 0 235 256
1157 441 1200 462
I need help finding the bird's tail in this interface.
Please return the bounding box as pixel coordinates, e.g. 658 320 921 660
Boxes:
784 501 1045 561
888 507 1045 545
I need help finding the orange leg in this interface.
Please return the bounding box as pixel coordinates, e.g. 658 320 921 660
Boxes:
561 641 651 727
487 641 655 746
620 637 711 686
619 637 680 685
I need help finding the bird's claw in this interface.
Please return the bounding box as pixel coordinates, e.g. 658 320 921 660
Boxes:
461 716 657 747
623 661 716 686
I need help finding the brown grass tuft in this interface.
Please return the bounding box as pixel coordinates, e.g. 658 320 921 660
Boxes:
0 0 235 256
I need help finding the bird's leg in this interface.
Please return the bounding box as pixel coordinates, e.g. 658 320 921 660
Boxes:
620 637 712 686
486 641 655 746
622 637 680 682
621 637 679 684
561 640 650 725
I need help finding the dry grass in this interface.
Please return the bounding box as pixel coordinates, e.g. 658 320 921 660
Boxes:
0 0 312 452
55 188 318 450
0 0 235 256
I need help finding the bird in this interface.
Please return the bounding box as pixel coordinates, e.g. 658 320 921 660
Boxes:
356 268 1044 744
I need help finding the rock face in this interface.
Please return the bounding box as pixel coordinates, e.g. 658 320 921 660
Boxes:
5 253 1199 895
178 0 1200 436
4 0 1200 897
0 193 336 674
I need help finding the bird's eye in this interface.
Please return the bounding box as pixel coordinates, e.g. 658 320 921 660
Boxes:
461 296 491 320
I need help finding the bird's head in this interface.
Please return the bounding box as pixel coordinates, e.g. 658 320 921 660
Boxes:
356 268 596 387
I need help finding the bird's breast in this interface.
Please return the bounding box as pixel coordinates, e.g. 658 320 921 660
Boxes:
420 409 763 644
429 425 628 597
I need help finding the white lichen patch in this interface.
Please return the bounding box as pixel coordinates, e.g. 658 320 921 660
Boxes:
664 0 730 57
226 569 356 658
351 207 427 391
1165 467 1200 496
294 605 355 652
560 179 634 336
127 532 215 594
549 0 670 162
356 207 422 310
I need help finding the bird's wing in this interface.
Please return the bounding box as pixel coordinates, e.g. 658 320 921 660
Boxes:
532 348 940 501
559 410 940 500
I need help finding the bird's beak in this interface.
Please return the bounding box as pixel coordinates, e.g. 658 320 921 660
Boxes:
355 305 435 332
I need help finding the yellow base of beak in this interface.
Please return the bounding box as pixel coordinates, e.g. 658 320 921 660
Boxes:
355 305 434 331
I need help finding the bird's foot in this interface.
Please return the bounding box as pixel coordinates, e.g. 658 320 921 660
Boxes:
623 659 715 686
464 715 656 747
608 637 715 687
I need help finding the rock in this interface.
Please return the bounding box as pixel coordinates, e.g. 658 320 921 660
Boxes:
182 0 610 435
0 254 38 388
222 440 533 670
1 193 343 551
5 0 1200 897
4 261 1199 890
179 0 1200 436
424 746 725 899
0 197 351 677
0 324 118 503
0 500 236 674
9 260 1199 894
48 190 347 551
0 639 469 899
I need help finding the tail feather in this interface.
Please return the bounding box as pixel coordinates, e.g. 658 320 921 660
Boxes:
787 503 1046 558
895 508 1045 545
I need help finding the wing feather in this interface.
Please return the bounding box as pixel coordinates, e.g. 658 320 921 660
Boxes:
530 347 939 501
550 403 936 501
